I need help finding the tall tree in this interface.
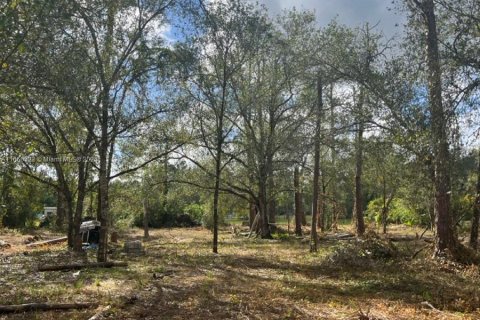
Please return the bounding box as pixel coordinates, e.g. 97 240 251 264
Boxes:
470 149 480 249
310 76 323 252
407 0 456 255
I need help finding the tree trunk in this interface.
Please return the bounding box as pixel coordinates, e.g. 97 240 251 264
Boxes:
311 76 323 252
162 152 169 209
294 166 303 236
249 202 256 229
470 148 480 249
415 0 455 255
329 84 339 231
97 163 109 262
0 159 14 228
96 0 117 263
212 106 224 253
56 189 65 229
258 179 272 238
73 158 89 252
353 90 365 237
267 174 276 225
317 176 326 231
143 198 149 239
382 178 387 234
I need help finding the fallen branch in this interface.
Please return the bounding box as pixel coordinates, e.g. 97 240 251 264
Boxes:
412 245 430 259
323 233 355 240
0 302 98 314
419 226 430 239
421 301 443 313
88 305 111 320
26 237 68 248
38 261 127 272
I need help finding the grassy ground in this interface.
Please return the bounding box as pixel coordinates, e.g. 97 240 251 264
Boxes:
1 225 480 319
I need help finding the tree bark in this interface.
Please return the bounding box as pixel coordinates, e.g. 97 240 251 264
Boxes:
0 158 14 228
353 89 365 236
56 189 66 229
249 202 256 228
329 84 339 231
267 172 276 225
311 76 323 252
162 152 169 209
413 0 455 255
317 176 326 231
470 148 480 249
258 178 272 238
73 138 91 252
294 166 303 236
96 2 116 263
73 159 88 252
143 198 149 239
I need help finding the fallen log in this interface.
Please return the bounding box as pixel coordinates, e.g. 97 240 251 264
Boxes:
386 235 433 242
38 261 128 272
26 237 68 248
323 233 355 240
0 302 98 314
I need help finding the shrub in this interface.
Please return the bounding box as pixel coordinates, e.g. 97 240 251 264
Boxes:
366 197 428 226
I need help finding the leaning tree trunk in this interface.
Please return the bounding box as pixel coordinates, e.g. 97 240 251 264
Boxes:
294 166 303 236
416 0 455 255
470 148 480 249
310 76 323 252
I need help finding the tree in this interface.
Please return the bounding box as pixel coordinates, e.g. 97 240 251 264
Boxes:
310 76 323 252
406 0 456 256
180 0 268 250
470 149 480 249
57 0 177 261
294 166 304 236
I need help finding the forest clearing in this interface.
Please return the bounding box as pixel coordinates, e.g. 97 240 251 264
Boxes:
1 226 480 320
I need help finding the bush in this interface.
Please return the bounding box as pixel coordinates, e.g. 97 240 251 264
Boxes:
202 210 223 229
326 238 398 267
366 197 428 226
183 203 206 224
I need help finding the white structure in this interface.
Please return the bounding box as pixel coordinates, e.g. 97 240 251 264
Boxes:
43 206 57 216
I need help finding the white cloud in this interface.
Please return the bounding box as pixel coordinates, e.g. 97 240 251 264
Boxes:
254 0 405 39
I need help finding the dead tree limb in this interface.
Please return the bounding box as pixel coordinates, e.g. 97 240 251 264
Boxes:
38 261 127 272
248 213 260 238
0 302 98 314
26 237 68 248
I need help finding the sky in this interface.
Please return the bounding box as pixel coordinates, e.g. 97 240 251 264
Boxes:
255 0 406 39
